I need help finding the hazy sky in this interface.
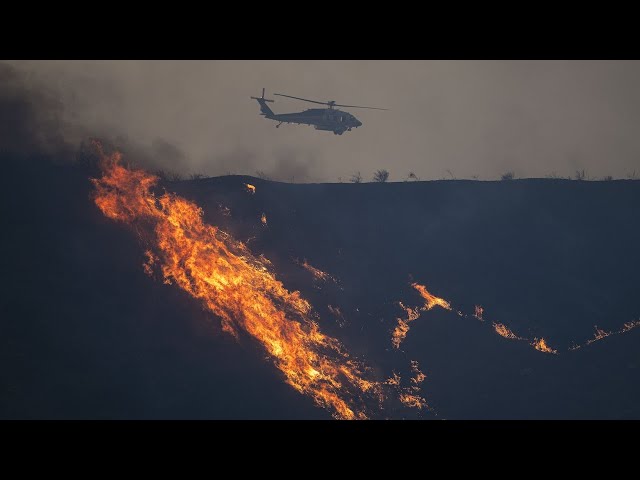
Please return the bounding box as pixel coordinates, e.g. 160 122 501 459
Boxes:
7 60 640 181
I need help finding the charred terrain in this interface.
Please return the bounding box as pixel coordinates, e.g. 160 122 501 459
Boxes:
2 152 640 419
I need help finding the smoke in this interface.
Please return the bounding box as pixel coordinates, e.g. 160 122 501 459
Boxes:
1 61 326 181
5 60 640 180
0 63 75 160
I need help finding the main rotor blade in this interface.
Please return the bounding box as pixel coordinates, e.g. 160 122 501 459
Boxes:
274 93 328 105
332 103 388 111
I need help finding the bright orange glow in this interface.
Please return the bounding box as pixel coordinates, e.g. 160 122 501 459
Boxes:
391 283 451 349
532 338 558 354
492 322 521 340
92 146 382 420
244 183 256 194
261 213 267 226
412 282 452 311
474 305 484 321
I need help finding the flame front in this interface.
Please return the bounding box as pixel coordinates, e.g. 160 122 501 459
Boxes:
92 149 381 419
392 283 451 349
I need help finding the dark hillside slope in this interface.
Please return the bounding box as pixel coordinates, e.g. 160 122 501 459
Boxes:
3 156 640 419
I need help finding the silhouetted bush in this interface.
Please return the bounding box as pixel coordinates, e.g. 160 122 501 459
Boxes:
350 172 362 183
574 170 587 181
373 169 389 182
501 171 515 181
190 173 205 180
602 175 613 181
407 172 419 181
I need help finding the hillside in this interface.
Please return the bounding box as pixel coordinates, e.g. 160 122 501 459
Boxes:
3 156 640 419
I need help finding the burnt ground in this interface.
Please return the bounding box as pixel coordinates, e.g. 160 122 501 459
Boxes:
2 155 640 419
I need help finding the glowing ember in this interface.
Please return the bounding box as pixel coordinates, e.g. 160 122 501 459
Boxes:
571 320 640 350
585 326 611 346
385 372 401 387
492 322 521 340
410 360 426 385
92 145 382 420
474 305 484 321
532 338 558 354
261 213 267 226
244 183 256 194
399 393 428 409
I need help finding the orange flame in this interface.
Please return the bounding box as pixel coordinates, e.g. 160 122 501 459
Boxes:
492 322 522 340
410 360 426 385
586 326 611 345
392 283 451 349
385 361 429 411
571 320 640 351
261 213 267 226
244 183 256 194
412 282 452 311
92 148 382 419
385 372 401 387
399 393 428 409
532 337 558 354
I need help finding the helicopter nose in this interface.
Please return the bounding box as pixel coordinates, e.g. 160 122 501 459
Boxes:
355 119 362 127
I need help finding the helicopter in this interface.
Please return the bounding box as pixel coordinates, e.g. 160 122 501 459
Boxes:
251 88 387 135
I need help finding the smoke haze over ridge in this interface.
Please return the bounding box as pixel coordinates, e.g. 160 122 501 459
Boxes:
4 60 640 181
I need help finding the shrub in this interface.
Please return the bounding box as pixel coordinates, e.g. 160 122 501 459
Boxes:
602 175 613 181
350 172 363 183
501 171 515 181
373 169 389 182
574 169 587 181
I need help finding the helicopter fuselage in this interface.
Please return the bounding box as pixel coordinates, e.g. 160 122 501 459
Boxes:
253 95 363 135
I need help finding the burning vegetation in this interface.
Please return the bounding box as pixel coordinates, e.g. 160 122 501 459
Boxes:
392 283 452 349
92 145 384 419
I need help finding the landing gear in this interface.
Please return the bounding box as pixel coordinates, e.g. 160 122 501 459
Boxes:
276 122 283 128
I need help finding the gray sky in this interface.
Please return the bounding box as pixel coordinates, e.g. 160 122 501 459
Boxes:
7 60 640 181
